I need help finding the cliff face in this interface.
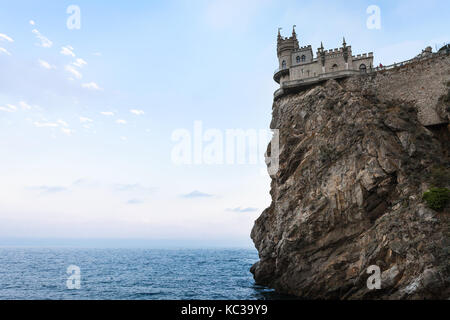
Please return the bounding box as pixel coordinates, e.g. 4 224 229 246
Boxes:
251 55 450 299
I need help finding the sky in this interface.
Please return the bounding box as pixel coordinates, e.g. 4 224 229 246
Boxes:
0 0 448 248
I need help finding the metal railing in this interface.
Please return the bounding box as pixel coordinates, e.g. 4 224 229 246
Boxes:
370 49 449 73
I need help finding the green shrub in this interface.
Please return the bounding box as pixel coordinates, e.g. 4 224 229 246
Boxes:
422 188 450 211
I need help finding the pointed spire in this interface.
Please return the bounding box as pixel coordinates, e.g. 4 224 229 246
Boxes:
292 25 299 49
320 41 324 50
277 27 282 41
342 37 347 47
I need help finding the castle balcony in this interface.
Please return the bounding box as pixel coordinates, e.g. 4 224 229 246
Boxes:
273 67 289 84
274 69 361 100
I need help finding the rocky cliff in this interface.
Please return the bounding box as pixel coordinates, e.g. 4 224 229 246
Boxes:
251 54 450 299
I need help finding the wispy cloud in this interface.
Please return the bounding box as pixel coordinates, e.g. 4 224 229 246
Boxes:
72 58 87 68
116 119 127 125
82 82 102 91
65 65 82 79
32 29 52 48
33 121 59 128
79 117 93 123
60 45 75 57
57 119 69 127
100 111 115 116
0 33 14 42
29 20 35 26
61 127 74 136
181 190 214 198
226 207 258 213
130 109 145 116
19 101 32 110
0 47 11 56
0 104 17 112
38 59 55 70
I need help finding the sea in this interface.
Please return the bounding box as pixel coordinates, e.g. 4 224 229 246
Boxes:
0 248 286 300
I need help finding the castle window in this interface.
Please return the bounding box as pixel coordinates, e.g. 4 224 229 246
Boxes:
282 60 287 69
331 64 338 71
359 64 367 73
301 55 306 62
296 56 301 63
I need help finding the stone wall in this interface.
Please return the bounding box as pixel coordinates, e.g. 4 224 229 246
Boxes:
345 54 450 126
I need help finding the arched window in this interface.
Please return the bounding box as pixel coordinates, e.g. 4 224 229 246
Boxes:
331 64 338 71
296 56 301 63
359 64 367 73
282 60 287 69
301 55 306 62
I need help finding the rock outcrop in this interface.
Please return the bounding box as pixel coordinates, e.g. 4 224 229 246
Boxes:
251 56 450 299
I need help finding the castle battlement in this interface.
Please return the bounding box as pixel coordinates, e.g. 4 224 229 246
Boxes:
297 45 312 50
352 52 374 59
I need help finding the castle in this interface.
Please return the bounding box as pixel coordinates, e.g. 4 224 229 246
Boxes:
274 26 374 97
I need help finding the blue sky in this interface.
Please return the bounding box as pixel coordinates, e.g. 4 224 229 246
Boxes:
0 0 448 247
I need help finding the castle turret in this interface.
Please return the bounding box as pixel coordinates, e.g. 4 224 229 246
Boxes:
274 26 300 84
277 26 299 70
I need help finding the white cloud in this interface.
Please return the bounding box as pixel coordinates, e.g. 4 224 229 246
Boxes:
0 47 11 56
34 121 59 128
32 29 53 48
116 119 127 125
81 82 102 91
72 58 87 68
33 118 73 135
60 45 75 57
0 33 14 42
38 59 55 70
19 101 32 110
57 119 69 127
61 127 74 136
65 65 82 79
79 117 93 123
29 20 36 26
100 111 115 116
0 104 17 112
130 109 145 116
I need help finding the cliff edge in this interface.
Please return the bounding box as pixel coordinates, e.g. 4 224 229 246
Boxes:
251 54 450 299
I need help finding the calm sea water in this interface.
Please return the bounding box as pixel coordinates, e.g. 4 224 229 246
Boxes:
0 248 282 300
